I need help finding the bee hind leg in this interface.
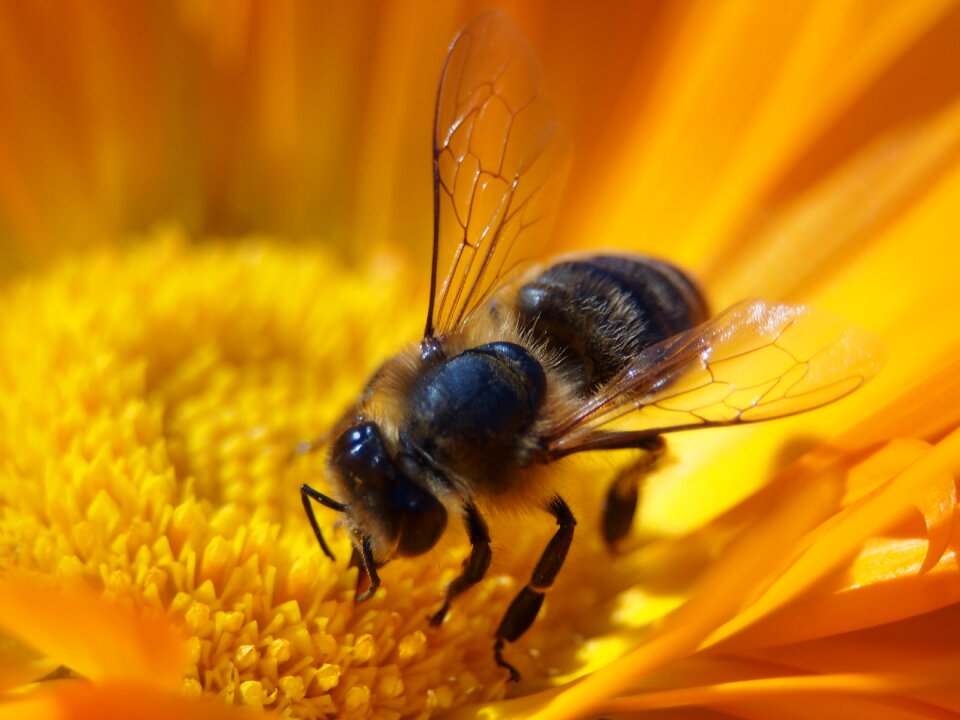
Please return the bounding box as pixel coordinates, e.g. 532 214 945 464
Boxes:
494 495 576 682
602 435 665 549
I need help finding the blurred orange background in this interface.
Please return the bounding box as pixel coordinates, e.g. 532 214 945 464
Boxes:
2 0 957 281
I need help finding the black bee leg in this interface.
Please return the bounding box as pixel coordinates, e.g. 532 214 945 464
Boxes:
430 502 491 626
353 534 381 602
300 484 347 560
602 435 665 547
494 495 576 682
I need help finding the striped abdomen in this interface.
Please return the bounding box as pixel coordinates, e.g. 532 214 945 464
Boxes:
515 255 708 393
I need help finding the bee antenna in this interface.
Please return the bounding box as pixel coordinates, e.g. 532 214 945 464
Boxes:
300 484 347 561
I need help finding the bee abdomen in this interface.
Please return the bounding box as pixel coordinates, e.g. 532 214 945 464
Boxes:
516 255 708 392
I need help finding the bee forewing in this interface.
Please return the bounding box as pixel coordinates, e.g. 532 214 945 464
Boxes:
547 299 885 453
426 11 570 339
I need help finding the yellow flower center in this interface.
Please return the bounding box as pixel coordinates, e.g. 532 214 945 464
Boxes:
0 230 661 716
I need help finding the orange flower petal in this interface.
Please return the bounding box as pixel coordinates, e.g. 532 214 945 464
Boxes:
0 571 187 687
708 428 960 647
574 0 957 267
0 636 59 693
2 679 264 720
915 467 956 574
593 673 916 714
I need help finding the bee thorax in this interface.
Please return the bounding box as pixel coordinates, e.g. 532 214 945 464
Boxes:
403 342 545 494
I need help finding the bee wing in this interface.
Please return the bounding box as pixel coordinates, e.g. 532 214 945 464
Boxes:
545 300 884 457
424 11 569 339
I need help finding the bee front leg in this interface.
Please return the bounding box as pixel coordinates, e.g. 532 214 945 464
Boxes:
429 502 491 626
602 435 665 548
494 495 575 682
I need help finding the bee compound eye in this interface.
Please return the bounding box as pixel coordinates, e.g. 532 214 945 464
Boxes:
396 486 448 557
330 422 402 545
330 425 448 558
393 452 448 557
331 422 381 469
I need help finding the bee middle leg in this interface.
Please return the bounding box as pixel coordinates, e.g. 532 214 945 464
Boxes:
429 502 491 626
494 495 576 682
602 435 665 548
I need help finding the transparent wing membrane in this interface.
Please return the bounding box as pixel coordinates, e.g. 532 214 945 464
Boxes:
547 300 884 455
426 12 569 338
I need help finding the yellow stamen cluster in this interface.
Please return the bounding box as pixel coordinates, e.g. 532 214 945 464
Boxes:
0 231 623 717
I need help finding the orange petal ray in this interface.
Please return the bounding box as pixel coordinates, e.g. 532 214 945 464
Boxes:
0 571 187 687
708 427 960 647
574 0 957 268
2 679 265 720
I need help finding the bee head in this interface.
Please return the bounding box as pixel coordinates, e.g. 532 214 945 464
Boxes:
321 422 447 596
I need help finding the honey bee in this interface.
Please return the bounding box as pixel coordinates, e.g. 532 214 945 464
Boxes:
300 12 882 681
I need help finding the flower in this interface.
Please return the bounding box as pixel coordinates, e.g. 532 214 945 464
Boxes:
1 2 959 719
